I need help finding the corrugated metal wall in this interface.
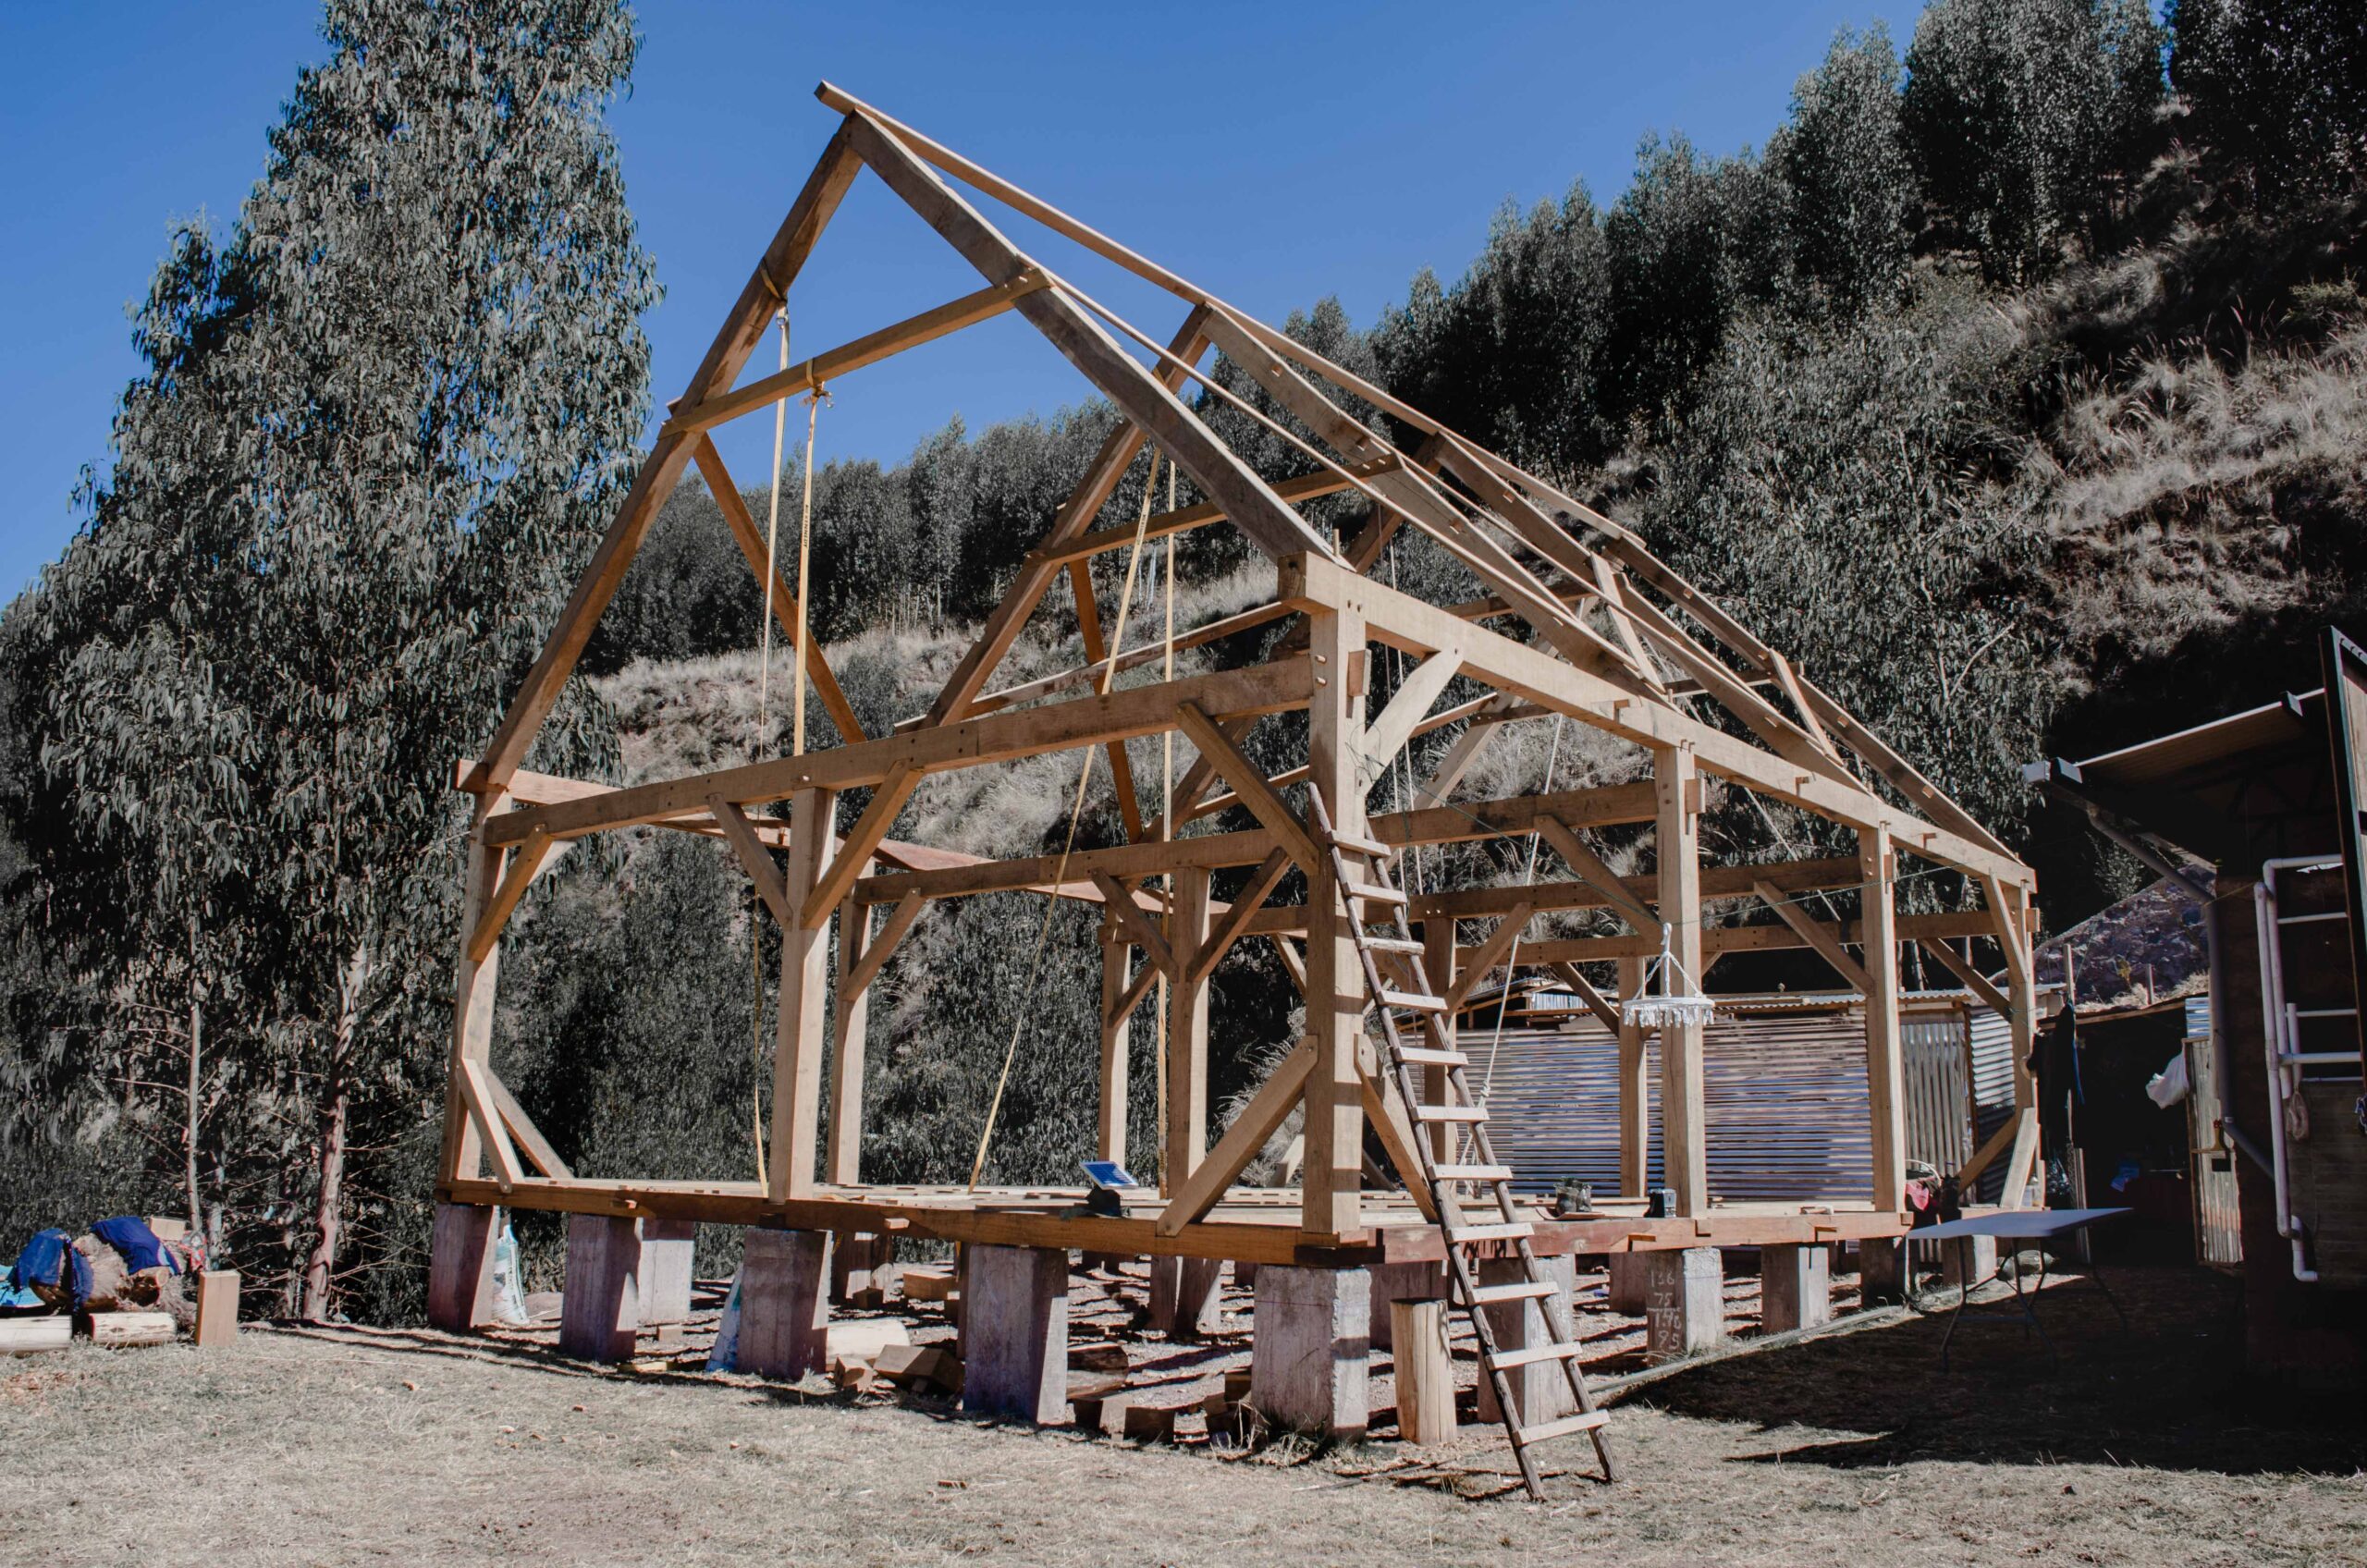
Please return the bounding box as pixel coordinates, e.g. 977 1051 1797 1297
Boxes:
1476 995 2006 1203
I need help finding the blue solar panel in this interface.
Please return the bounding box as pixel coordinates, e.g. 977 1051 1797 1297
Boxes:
1081 1159 1138 1190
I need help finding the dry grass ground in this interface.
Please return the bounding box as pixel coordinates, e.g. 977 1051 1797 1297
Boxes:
3 1264 2360 1567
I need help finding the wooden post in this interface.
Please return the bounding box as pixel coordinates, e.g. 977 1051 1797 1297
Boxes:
1303 611 1369 1241
1615 953 1649 1196
638 1219 697 1325
1249 1263 1369 1439
558 1214 641 1363
961 1244 1071 1424
1861 825 1907 1212
1760 1243 1830 1333
1098 925 1132 1164
1999 880 2043 1207
439 815 506 1182
1420 918 1455 1160
770 787 837 1202
192 1270 239 1348
1654 745 1708 1216
737 1227 831 1378
426 1202 498 1331
1165 866 1212 1190
827 879 872 1186
1644 1246 1723 1361
1389 1298 1454 1444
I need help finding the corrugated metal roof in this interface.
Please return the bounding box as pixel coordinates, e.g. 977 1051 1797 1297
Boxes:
2074 691 2319 790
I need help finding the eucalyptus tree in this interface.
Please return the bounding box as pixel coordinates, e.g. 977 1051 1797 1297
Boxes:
1774 24 1916 315
31 0 656 1317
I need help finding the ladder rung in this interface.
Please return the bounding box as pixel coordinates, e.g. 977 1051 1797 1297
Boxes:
1394 1045 1467 1066
1365 936 1424 954
1432 1163 1514 1181
1330 829 1392 856
1412 1103 1487 1123
1378 989 1446 1011
1513 1410 1610 1447
1444 1221 1532 1243
1490 1340 1586 1370
1346 882 1407 906
1469 1280 1555 1305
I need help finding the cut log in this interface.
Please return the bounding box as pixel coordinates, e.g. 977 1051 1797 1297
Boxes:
84 1311 175 1349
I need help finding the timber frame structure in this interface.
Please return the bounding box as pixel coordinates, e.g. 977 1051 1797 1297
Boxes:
435 84 2046 1271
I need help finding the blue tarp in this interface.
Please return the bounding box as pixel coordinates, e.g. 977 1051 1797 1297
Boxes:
10 1229 89 1307
91 1215 177 1275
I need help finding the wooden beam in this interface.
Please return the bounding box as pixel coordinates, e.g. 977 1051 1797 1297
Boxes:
844 113 1332 564
1547 961 1622 1034
1355 1036 1440 1223
1754 878 1872 993
1027 459 1396 570
1412 853 1860 923
1153 1038 1314 1236
1175 701 1321 875
1183 848 1292 986
1614 955 1649 1195
1098 934 1134 1163
465 828 552 964
484 658 1314 849
709 797 792 926
1165 866 1213 1193
1443 904 1536 1014
688 435 867 746
1282 551 2030 888
1536 815 1658 934
1918 937 2012 1017
467 123 860 795
1656 745 1708 1218
841 891 923 1001
951 599 1295 723
484 1068 571 1182
1954 1106 2021 1190
1301 604 1368 1239
1860 826 1907 1212
828 884 875 1186
1515 909 2003 964
666 272 1049 435
1269 933 1306 993
1358 652 1464 784
1093 872 1178 976
456 1057 525 1193
440 816 507 1184
769 788 836 1201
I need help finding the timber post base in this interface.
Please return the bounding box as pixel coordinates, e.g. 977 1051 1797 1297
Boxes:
960 1243 1070 1424
427 1202 499 1332
1146 1256 1224 1340
558 1213 642 1362
1249 1264 1370 1440
1644 1246 1723 1362
1367 1259 1447 1352
1475 1254 1578 1424
1938 1232 1998 1292
1858 1236 1907 1305
737 1227 832 1379
829 1231 897 1303
1389 1298 1455 1444
638 1219 697 1325
1760 1242 1832 1333
1604 1252 1649 1315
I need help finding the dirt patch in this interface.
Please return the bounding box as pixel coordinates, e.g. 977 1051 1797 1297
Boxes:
1 1263 2359 1567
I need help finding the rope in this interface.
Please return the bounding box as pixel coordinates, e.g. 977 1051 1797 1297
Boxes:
791 387 826 757
743 309 795 1187
1155 459 1176 1177
970 448 1166 1189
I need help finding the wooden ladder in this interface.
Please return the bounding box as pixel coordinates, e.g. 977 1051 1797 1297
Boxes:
1308 790 1616 1498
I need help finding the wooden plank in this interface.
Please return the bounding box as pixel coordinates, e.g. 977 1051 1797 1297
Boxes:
844 114 1331 564
467 125 860 794
191 1270 239 1348
484 1068 573 1181
1359 653 1464 781
1443 904 1536 1013
1754 878 1872 993
688 435 867 746
1093 871 1178 976
1175 701 1321 875
465 828 552 963
709 797 792 926
1536 816 1658 933
484 659 1314 849
1155 1038 1314 1236
667 272 1049 435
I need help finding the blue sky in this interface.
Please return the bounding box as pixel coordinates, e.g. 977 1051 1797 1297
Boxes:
0 1 1930 601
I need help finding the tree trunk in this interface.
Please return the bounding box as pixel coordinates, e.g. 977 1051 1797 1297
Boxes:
184 995 204 1239
300 1071 349 1323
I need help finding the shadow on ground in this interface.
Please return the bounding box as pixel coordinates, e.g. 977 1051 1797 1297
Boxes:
1627 1264 2366 1475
